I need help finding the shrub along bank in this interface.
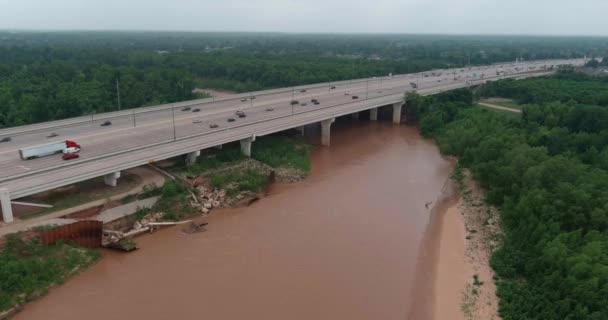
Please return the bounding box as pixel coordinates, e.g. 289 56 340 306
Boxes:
414 83 608 319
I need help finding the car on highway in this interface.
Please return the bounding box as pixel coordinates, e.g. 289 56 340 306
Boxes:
352 95 359 99
209 123 219 128
240 98 247 102
192 119 202 124
62 153 80 161
181 106 191 111
192 108 201 112
227 118 235 122
300 103 307 106
311 98 318 103
235 110 245 116
265 107 274 111
290 100 299 105
313 101 320 105
47 133 59 138
300 89 307 93
0 137 11 143
237 113 247 118
344 92 350 96
250 96 256 99
100 121 112 126
330 86 336 89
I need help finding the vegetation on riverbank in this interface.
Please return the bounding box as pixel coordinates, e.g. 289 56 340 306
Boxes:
415 74 608 319
0 235 100 313
184 135 311 198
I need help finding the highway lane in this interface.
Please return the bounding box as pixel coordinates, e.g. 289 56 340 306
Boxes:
0 59 585 183
0 70 558 199
0 59 581 176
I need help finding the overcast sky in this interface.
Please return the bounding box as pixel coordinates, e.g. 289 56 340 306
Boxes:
0 0 606 36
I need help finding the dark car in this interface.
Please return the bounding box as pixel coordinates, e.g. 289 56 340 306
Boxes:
330 86 336 89
227 118 235 122
192 108 201 112
290 100 299 105
47 133 59 138
240 98 247 102
235 110 245 116
100 121 112 126
352 95 359 99
300 89 307 93
311 98 318 103
62 153 80 161
300 103 307 106
265 107 274 111
209 123 219 128
0 137 11 143
314 101 320 105
181 106 191 111
238 113 247 118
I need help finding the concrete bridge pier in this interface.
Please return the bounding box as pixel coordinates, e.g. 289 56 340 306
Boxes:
185 150 200 167
104 171 121 187
0 188 13 223
321 118 335 146
240 135 256 157
370 108 378 121
392 102 404 124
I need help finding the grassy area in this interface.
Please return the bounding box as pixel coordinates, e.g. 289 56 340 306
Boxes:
252 136 311 173
209 169 269 197
0 235 100 312
149 181 198 221
186 146 245 176
19 173 141 220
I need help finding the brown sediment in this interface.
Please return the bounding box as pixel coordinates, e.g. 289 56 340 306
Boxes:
13 121 455 320
406 176 460 320
417 169 502 320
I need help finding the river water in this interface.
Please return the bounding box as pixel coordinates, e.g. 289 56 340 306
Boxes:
15 120 454 320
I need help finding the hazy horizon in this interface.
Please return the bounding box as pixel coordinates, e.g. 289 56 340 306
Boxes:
1 0 607 36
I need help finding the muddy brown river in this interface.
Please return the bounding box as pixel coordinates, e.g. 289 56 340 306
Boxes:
15 120 454 320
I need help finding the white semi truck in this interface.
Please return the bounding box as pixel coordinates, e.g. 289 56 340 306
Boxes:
19 140 81 160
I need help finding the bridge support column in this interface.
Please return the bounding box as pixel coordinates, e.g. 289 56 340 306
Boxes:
370 108 378 121
321 118 335 147
0 188 13 223
351 112 359 120
296 126 305 136
240 135 256 157
185 150 200 167
392 102 403 125
104 171 121 187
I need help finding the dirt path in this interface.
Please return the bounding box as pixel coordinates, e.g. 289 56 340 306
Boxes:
0 165 166 236
478 102 521 114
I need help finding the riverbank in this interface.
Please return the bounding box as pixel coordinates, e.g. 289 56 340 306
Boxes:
432 168 501 320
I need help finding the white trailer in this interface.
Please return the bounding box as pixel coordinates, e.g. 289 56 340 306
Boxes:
19 140 81 160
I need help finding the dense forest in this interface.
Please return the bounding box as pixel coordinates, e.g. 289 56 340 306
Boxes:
411 73 608 319
1 32 607 127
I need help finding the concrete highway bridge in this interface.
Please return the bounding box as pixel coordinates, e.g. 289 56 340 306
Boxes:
0 58 586 223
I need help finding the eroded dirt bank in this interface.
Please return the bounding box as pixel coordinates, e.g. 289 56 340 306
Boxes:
14 121 455 320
